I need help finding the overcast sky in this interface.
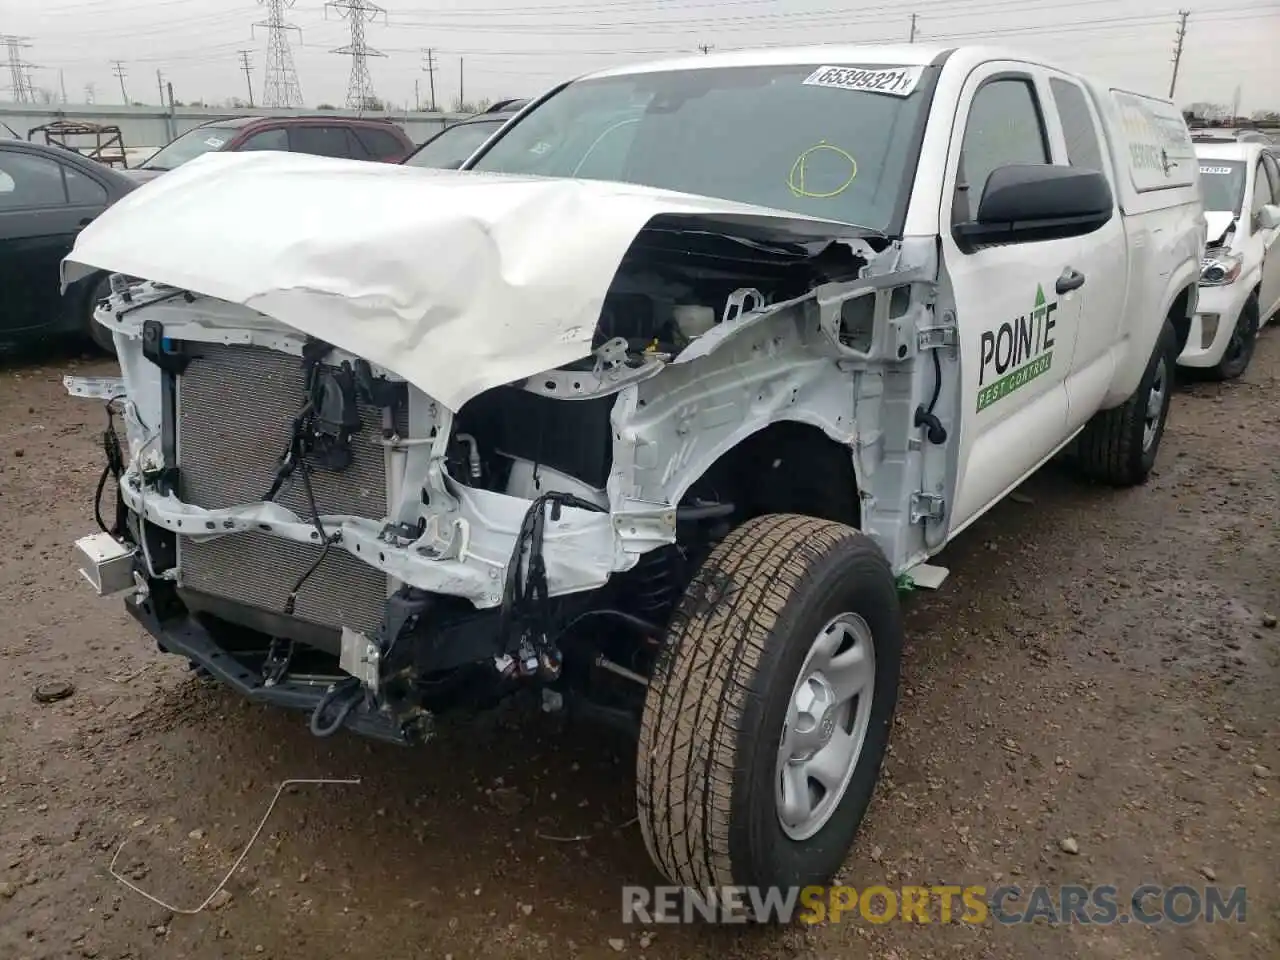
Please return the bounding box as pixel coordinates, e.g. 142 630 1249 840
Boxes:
5 0 1278 113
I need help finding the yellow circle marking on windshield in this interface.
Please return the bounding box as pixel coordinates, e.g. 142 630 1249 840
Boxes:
788 142 858 199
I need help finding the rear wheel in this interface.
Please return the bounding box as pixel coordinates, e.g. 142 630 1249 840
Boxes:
1207 295 1259 381
84 274 115 355
1077 316 1177 486
637 514 902 891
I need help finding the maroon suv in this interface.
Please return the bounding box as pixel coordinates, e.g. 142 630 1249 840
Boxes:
124 115 414 183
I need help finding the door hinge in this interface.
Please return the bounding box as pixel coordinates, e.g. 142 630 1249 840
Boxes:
910 492 946 524
916 325 957 350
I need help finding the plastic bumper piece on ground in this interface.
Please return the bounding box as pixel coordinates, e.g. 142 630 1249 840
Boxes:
125 594 407 745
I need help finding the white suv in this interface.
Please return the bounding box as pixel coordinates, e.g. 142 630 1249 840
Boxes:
1180 140 1280 378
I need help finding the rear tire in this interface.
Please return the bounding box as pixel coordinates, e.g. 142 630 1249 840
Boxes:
84 274 116 355
1077 316 1176 486
1206 294 1259 381
637 514 902 892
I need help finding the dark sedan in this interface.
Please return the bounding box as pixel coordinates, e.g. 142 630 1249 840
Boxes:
0 139 135 352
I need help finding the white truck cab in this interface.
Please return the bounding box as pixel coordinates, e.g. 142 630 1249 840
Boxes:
1179 139 1280 378
64 45 1203 898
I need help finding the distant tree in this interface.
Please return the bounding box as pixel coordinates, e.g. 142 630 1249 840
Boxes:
451 96 478 113
316 103 337 110
1252 109 1279 122
475 97 492 112
33 87 57 105
1184 101 1230 122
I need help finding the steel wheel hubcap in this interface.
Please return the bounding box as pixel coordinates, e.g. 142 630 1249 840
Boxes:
775 612 876 841
1142 356 1167 452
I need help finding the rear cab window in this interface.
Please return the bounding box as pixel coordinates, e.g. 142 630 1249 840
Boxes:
1049 77 1105 174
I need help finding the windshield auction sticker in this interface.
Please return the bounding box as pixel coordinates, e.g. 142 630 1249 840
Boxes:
1199 166 1233 175
803 65 924 97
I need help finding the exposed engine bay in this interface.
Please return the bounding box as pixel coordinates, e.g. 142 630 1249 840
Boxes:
68 193 949 747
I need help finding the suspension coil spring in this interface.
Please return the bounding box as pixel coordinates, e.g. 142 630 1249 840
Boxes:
631 546 682 619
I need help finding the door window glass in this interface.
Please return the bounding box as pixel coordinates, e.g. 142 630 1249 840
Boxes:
239 128 289 151
0 151 68 208
352 126 404 159
290 126 358 158
1252 162 1272 214
1261 154 1280 204
65 167 108 204
955 78 1050 224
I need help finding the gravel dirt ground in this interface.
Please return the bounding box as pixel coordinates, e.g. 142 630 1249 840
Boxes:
1 333 1276 960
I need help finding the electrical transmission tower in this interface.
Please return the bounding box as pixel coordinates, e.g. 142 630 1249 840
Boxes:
1 35 35 103
254 0 304 107
326 0 387 110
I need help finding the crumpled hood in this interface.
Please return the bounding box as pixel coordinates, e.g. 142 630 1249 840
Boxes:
63 150 859 410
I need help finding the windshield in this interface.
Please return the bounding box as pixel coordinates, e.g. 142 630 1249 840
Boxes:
143 126 237 171
469 64 929 232
1197 159 1246 212
407 119 506 169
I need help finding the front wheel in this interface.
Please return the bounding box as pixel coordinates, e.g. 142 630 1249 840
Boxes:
1077 316 1177 486
84 274 116 355
636 514 902 892
1207 295 1259 381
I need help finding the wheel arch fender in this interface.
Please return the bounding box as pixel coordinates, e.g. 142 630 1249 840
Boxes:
1103 268 1198 408
664 413 864 529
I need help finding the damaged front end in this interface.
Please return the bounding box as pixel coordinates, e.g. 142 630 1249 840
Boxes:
68 172 945 745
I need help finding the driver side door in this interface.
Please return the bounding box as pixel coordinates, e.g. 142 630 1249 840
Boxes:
940 65 1084 532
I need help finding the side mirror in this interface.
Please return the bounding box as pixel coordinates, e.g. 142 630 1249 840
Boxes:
1257 204 1280 231
955 164 1114 251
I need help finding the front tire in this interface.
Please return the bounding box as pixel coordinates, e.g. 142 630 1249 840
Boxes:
84 274 116 355
637 514 902 891
1207 294 1259 381
1077 316 1177 486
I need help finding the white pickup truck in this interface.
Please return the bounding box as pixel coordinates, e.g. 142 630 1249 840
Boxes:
65 45 1202 894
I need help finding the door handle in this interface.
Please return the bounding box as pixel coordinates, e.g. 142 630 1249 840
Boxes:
1056 268 1086 295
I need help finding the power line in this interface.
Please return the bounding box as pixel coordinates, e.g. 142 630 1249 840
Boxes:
111 59 129 104
254 0 304 108
238 49 255 106
1169 9 1190 99
326 0 388 110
